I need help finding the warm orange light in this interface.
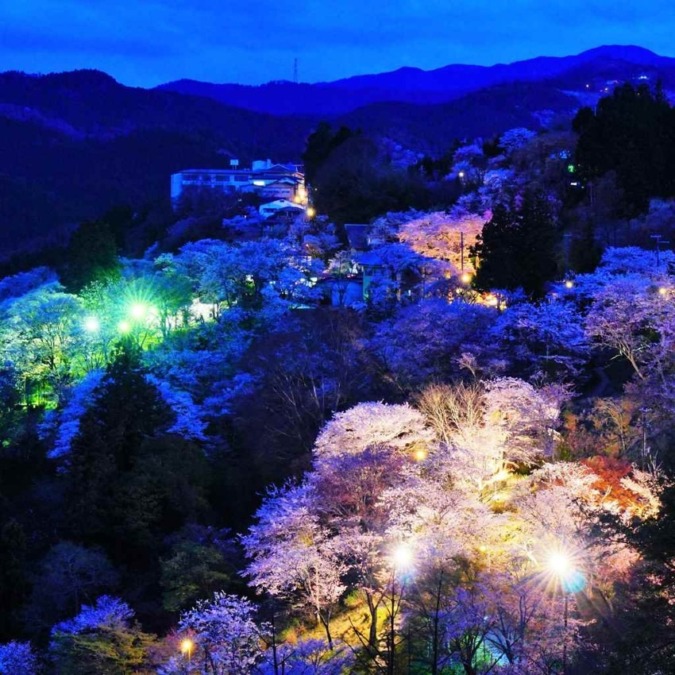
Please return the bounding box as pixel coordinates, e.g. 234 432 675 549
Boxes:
180 638 194 656
306 206 316 218
564 280 574 289
414 448 427 462
460 272 472 284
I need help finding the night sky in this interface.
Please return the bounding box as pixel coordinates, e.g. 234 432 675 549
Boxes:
2 1 675 87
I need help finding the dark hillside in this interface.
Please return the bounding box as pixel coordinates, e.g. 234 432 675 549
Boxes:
339 83 579 153
0 71 315 256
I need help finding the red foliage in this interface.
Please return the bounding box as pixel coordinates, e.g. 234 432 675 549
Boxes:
582 456 638 510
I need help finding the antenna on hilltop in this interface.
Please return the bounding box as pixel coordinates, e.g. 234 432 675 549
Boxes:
293 57 298 84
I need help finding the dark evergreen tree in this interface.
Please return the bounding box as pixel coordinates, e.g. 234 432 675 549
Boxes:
64 345 173 544
60 219 120 293
471 191 559 297
301 122 356 185
590 477 675 673
0 519 28 640
569 219 602 273
573 83 675 217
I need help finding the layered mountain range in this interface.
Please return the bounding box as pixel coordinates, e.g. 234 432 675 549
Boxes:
1 45 674 257
158 45 675 116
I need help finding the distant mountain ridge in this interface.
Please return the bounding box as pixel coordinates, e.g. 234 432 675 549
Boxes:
2 44 675 258
157 45 675 116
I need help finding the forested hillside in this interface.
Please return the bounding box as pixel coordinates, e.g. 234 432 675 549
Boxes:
4 45 675 258
0 82 673 674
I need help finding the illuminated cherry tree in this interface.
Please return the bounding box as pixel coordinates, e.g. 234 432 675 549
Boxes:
177 592 267 675
0 641 39 675
313 401 433 465
242 482 346 648
398 209 488 275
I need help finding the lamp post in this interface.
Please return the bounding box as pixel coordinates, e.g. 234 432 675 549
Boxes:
650 234 669 267
83 316 100 333
387 544 414 675
180 637 194 672
546 550 579 675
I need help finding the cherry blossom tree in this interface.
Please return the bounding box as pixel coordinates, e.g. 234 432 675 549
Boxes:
416 379 567 496
49 596 154 674
490 299 590 381
256 638 354 675
242 482 346 648
0 641 39 675
370 299 497 388
0 282 85 396
483 377 569 463
176 593 267 675
313 401 433 464
499 127 538 155
398 209 488 276
584 274 674 382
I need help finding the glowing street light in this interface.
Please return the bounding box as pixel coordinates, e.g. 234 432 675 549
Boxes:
129 303 148 320
386 543 414 673
564 280 574 290
413 448 427 462
83 316 100 333
306 206 316 218
392 543 414 571
180 637 194 665
460 271 472 285
548 551 572 578
545 546 583 675
117 320 131 334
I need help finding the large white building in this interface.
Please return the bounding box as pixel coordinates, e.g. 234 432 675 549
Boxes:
171 159 306 204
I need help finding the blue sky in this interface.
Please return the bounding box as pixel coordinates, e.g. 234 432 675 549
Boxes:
2 1 675 86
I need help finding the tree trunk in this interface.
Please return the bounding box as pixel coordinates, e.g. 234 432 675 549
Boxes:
319 612 334 650
366 591 380 651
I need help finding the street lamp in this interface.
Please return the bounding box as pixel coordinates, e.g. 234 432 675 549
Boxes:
393 543 414 570
545 547 584 675
129 302 148 320
413 447 428 462
83 316 100 333
548 551 572 578
117 320 131 334
386 544 414 675
180 638 194 668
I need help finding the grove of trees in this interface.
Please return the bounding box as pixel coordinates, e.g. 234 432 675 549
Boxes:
0 83 673 674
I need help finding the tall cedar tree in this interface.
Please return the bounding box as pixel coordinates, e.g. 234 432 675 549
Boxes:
64 344 173 548
302 122 356 185
471 191 559 297
60 219 120 293
573 82 675 217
